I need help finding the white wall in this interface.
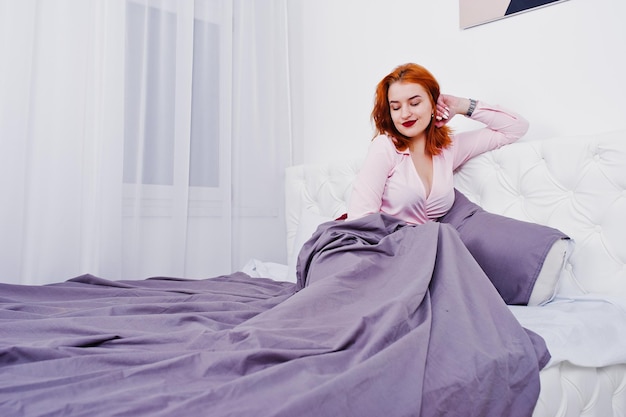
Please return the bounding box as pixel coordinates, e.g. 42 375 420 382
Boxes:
286 0 626 166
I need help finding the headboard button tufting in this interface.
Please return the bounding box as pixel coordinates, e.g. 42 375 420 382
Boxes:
286 130 626 298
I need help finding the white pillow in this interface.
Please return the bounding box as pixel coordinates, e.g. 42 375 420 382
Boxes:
528 238 572 305
286 209 333 283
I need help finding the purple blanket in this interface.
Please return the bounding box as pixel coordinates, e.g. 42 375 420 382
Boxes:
0 214 549 417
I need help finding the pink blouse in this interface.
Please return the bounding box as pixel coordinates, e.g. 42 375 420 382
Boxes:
347 101 529 224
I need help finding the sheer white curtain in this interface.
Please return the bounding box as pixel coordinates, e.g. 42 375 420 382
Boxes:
231 0 292 270
0 0 292 285
0 0 128 285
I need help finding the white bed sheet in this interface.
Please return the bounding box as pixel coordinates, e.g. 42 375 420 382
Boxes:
241 259 626 371
509 295 626 369
240 258 289 282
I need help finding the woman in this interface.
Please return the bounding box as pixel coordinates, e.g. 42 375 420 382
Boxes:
347 63 529 224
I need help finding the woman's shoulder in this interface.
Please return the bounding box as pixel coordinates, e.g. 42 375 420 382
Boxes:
371 134 408 155
371 134 394 145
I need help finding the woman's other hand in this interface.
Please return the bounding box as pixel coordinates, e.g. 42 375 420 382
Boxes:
434 94 472 128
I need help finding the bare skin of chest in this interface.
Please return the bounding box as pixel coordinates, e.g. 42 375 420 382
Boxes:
411 152 433 198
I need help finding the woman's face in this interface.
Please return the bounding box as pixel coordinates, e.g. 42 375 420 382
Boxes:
388 81 433 140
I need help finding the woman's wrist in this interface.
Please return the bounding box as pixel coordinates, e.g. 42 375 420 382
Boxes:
450 97 474 117
465 98 477 117
437 95 477 122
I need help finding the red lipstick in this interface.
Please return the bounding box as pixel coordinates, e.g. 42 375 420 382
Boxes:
402 120 416 127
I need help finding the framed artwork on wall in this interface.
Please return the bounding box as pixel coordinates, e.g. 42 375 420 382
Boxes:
459 0 569 29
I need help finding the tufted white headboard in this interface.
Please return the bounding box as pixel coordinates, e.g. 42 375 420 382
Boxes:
285 129 626 297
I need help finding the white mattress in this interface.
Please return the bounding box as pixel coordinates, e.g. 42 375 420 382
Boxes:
242 259 626 416
510 296 626 368
512 296 626 416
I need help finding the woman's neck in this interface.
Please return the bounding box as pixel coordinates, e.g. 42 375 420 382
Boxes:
408 136 427 155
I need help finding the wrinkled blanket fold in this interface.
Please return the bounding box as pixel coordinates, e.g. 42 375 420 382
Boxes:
0 214 548 417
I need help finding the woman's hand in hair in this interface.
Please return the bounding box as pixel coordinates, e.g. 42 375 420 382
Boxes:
434 94 471 128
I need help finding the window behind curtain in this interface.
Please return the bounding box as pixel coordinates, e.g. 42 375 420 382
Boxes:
120 0 233 278
189 15 220 187
123 1 220 188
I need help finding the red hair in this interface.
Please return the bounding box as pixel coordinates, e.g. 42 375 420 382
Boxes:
371 63 452 155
